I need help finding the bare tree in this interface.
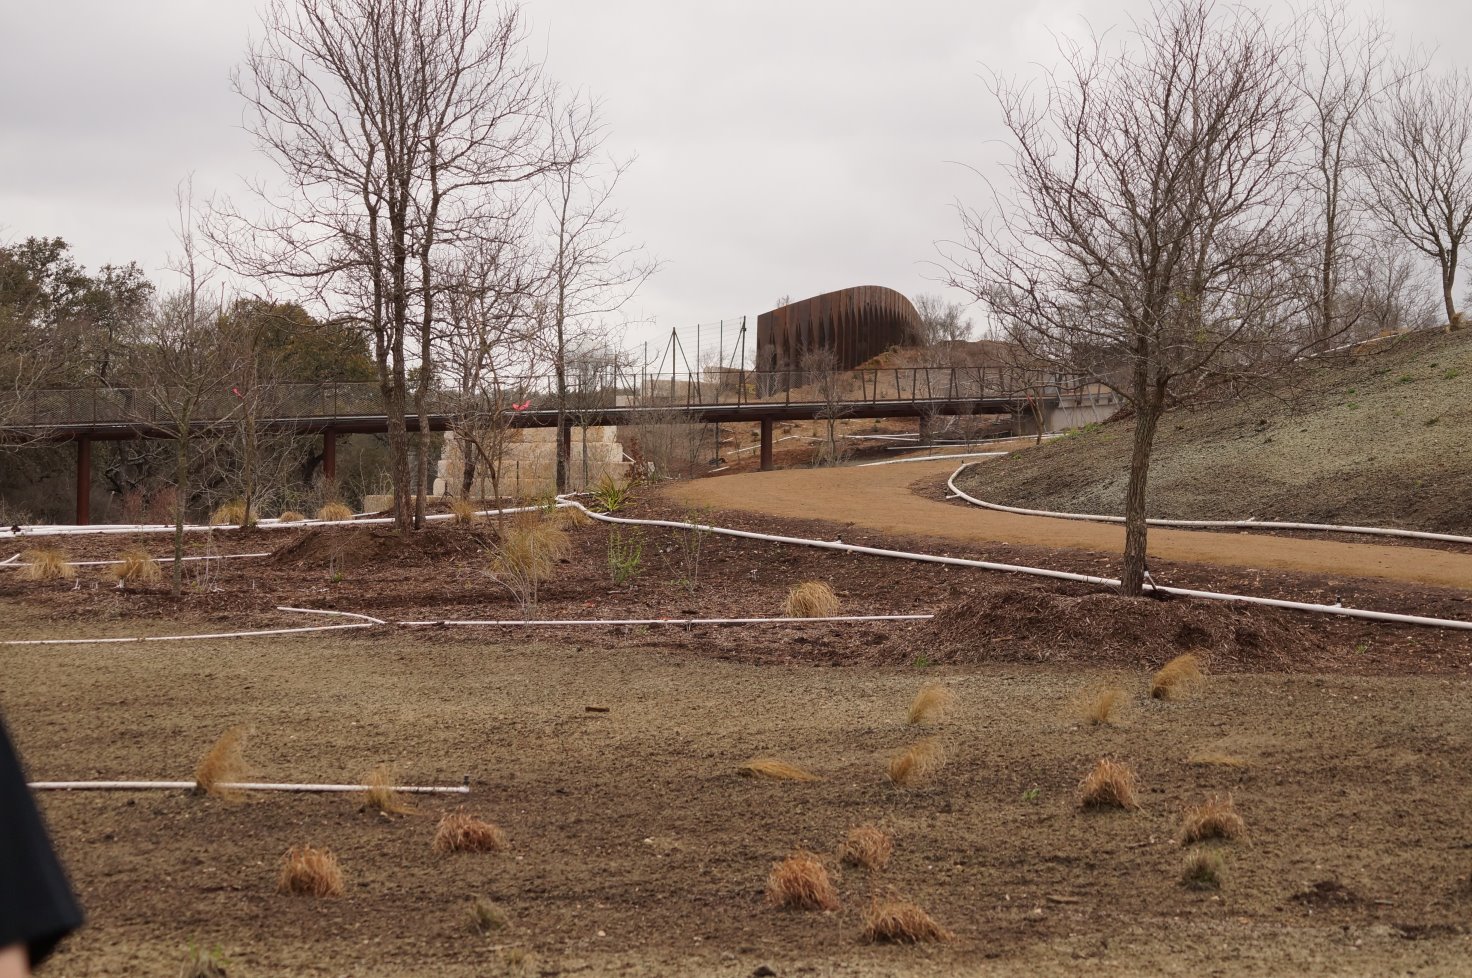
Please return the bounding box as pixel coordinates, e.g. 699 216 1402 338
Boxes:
911 294 975 347
538 96 657 492
945 0 1311 595
799 348 853 466
216 0 559 530
126 195 245 596
1358 62 1472 328
1298 1 1395 348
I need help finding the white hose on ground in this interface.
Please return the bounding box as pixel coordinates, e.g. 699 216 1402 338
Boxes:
1 622 378 647
396 614 934 627
945 460 1472 546
0 552 273 571
858 451 1009 467
27 780 469 794
555 497 1472 632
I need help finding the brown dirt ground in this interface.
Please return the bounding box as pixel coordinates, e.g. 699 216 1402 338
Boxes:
3 496 1472 976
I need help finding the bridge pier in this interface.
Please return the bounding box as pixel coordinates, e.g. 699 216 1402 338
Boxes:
323 429 337 483
759 417 774 471
75 437 91 525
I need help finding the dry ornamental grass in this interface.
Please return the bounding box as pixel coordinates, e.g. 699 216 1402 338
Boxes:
276 510 306 522
210 500 249 526
20 548 74 582
764 852 840 911
277 845 344 897
316 502 355 522
110 547 161 585
738 758 821 782
433 812 510 853
784 580 839 618
362 764 410 814
1151 653 1204 700
1180 850 1225 890
450 497 478 525
193 726 250 797
860 897 954 943
839 825 893 871
888 738 946 787
907 682 956 725
1076 685 1129 725
1180 793 1246 844
1077 757 1141 810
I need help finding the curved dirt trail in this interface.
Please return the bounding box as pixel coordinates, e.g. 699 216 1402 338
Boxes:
664 457 1472 591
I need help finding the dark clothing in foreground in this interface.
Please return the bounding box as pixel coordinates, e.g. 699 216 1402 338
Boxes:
0 715 84 966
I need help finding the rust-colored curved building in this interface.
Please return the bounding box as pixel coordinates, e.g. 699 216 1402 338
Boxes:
756 286 920 371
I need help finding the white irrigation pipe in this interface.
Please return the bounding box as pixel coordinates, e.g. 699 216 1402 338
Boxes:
556 498 1472 632
396 614 933 627
945 460 1472 546
27 780 469 794
0 552 273 571
858 451 1009 467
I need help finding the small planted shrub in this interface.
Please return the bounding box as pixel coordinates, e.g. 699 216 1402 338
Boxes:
765 852 840 911
1078 685 1129 726
20 548 75 582
738 758 821 782
606 526 643 585
1151 653 1203 700
1077 757 1140 811
450 497 478 525
839 825 893 871
556 504 591 528
1180 850 1225 890
361 764 409 815
110 546 161 586
277 845 344 897
467 897 511 936
860 897 954 943
590 474 633 513
209 499 249 527
193 726 249 797
887 738 946 787
316 502 355 522
784 580 839 618
907 682 955 725
1180 793 1246 844
489 515 572 613
180 942 229 978
433 812 509 853
276 510 306 523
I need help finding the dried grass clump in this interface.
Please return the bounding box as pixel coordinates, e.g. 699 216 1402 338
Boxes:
277 845 344 897
433 811 510 853
1180 793 1246 844
738 758 821 782
20 547 75 582
860 897 954 943
556 505 591 528
784 580 839 618
1180 850 1225 890
361 764 410 814
110 546 161 585
492 515 571 579
316 502 355 522
276 510 306 523
1077 757 1141 811
839 825 893 871
1076 685 1129 726
467 896 511 935
1151 653 1204 700
887 738 946 787
764 852 840 912
907 682 956 725
193 725 249 797
450 497 479 525
210 499 249 526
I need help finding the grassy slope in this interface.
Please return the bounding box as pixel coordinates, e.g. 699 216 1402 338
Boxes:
957 329 1472 534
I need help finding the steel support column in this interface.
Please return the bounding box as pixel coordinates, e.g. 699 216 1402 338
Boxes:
323 429 337 482
75 437 91 525
759 417 774 471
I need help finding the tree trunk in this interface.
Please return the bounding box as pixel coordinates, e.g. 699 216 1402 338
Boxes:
1119 398 1163 597
460 433 477 498
172 430 188 598
384 383 411 530
1443 254 1462 329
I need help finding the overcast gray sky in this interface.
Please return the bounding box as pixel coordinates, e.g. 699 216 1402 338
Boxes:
2 0 1466 354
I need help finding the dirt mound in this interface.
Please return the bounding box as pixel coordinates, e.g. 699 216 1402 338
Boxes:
919 581 1326 670
268 526 493 570
957 329 1472 535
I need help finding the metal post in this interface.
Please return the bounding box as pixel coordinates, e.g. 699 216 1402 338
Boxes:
323 429 337 482
759 417 774 471
75 437 91 525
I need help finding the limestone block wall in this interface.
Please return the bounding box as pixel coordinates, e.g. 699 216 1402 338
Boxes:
434 426 632 499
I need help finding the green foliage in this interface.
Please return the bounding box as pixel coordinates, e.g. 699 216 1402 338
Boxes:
1021 785 1041 803
672 507 711 592
590 474 633 513
222 299 376 384
181 940 230 978
607 527 643 585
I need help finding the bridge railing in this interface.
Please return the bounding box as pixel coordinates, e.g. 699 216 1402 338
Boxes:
8 368 1113 429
